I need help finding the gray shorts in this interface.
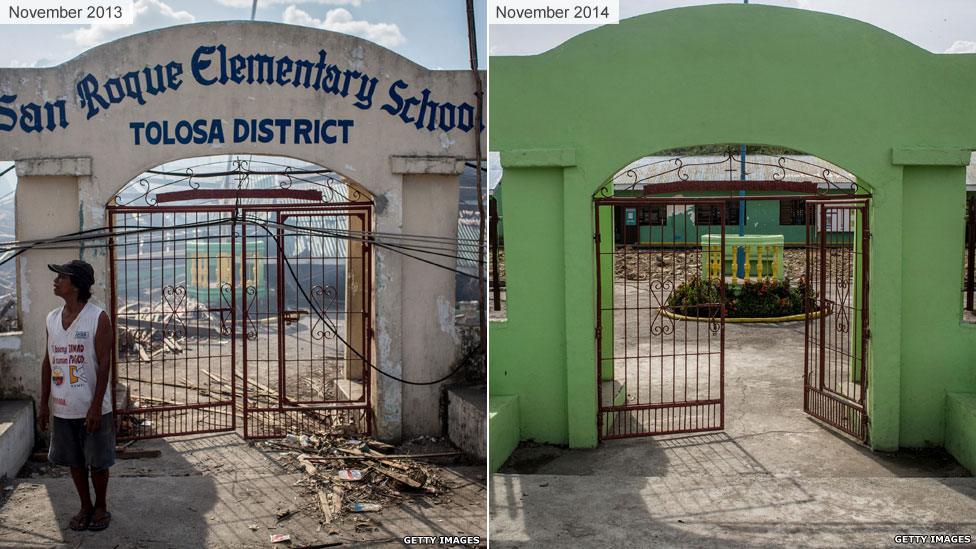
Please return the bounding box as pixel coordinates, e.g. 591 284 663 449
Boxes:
49 413 116 471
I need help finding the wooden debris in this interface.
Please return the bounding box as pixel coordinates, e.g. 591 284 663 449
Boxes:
263 433 454 524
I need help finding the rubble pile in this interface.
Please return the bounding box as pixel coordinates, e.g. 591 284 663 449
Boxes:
264 434 459 525
614 248 816 282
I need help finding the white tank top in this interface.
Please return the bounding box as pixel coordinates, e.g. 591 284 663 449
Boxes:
47 302 112 419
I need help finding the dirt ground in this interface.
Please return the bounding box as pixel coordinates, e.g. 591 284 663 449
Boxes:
0 432 486 548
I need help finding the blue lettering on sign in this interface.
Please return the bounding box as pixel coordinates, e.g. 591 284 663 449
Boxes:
130 118 353 146
1 43 481 138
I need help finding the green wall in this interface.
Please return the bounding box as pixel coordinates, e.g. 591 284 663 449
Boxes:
488 4 976 463
615 190 823 246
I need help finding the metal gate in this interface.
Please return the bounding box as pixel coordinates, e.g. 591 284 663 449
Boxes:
804 200 869 440
108 161 373 441
595 197 727 439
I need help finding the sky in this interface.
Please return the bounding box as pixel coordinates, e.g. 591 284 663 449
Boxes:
0 0 487 69
486 0 976 185
489 0 976 56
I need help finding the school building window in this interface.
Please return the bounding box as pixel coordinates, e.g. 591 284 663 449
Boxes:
695 202 740 226
779 199 806 225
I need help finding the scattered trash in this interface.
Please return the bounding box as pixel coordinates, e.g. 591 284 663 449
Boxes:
539 482 549 488
3 486 12 491
263 432 454 524
248 524 259 531
276 509 296 522
335 469 363 482
139 420 153 427
270 533 291 543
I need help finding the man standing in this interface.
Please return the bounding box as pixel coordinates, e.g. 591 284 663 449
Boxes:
37 260 114 532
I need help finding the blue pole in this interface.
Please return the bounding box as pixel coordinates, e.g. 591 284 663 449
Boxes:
736 0 748 279
737 144 746 278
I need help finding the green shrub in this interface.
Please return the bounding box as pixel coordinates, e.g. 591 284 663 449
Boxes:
666 276 811 319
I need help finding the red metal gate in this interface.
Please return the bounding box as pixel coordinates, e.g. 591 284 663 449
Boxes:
240 206 372 439
594 197 727 439
804 200 869 440
109 200 373 440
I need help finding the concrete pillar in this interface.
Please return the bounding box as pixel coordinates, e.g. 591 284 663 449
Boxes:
12 158 91 403
344 212 365 381
391 156 463 438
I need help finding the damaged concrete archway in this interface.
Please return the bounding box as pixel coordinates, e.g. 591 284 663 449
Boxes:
0 21 485 442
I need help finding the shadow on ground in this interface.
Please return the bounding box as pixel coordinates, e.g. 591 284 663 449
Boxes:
491 320 975 548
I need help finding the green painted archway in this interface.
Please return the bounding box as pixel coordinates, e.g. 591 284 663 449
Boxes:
488 5 976 470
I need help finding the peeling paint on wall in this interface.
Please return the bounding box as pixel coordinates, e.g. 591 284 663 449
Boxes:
437 294 458 342
18 260 29 313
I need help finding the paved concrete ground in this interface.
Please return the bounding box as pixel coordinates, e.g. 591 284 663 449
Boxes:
491 320 975 548
0 433 486 548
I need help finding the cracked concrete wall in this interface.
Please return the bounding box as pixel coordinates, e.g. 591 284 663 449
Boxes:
0 22 482 442
400 172 461 438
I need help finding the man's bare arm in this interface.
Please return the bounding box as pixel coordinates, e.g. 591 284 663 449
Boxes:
86 311 113 432
39 341 51 431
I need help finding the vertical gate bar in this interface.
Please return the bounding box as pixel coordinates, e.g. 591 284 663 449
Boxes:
362 209 371 432
804 200 811 412
108 210 119 421
594 203 604 439
276 211 285 411
671 211 677 426
719 201 726 430
695 215 700 431
818 205 827 392
859 204 870 418
241 215 249 437
230 214 238 431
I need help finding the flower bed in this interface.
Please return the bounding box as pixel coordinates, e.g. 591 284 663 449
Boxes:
666 276 812 320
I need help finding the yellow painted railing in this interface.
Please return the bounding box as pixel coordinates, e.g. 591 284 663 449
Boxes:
700 235 785 282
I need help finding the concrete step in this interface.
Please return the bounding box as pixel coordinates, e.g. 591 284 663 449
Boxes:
489 394 519 472
0 400 33 479
447 384 486 462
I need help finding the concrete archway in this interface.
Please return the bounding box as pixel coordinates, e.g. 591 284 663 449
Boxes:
489 5 976 470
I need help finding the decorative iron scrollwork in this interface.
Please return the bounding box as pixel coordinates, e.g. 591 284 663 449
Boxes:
218 282 233 336
310 284 339 340
161 284 187 339
244 285 259 340
114 156 373 207
649 279 676 336
608 148 864 195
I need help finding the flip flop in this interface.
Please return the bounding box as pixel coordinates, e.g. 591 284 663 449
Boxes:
88 510 111 532
68 510 92 531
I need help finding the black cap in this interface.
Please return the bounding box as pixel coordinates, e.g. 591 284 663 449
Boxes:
48 259 95 288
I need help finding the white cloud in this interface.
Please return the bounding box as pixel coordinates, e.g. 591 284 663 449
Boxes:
216 0 361 7
66 0 194 48
282 6 405 48
945 40 976 54
7 58 56 68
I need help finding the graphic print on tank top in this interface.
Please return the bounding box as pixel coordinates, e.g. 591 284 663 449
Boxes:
47 303 111 418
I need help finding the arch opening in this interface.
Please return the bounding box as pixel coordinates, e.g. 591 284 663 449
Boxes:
108 154 374 441
594 143 870 444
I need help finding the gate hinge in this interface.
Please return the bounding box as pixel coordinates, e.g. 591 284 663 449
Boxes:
864 328 871 340
865 230 872 240
594 232 601 243
366 326 374 341
595 325 602 340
